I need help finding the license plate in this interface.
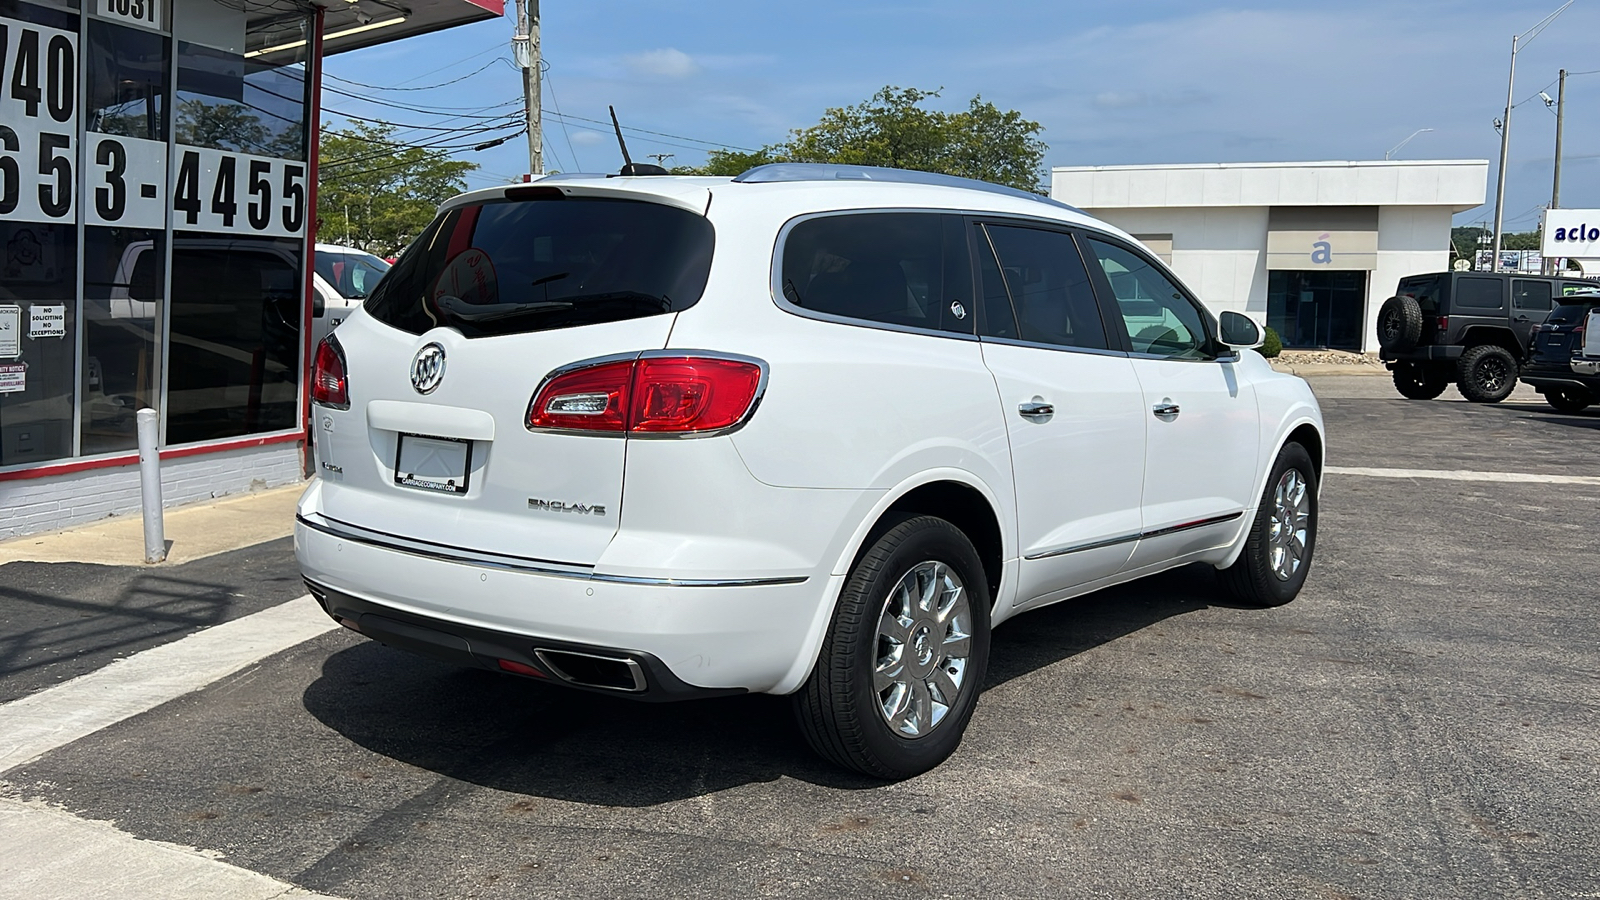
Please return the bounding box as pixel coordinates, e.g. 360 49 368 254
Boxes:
394 433 472 495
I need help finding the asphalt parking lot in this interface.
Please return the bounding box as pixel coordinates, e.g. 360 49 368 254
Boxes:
3 375 1598 900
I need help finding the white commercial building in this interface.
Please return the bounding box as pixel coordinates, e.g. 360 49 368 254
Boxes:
1051 160 1489 352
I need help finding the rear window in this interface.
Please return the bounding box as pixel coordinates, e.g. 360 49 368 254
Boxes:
1454 276 1503 310
1397 274 1443 309
364 196 715 338
1550 300 1600 324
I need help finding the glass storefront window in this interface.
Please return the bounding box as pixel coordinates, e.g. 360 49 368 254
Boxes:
81 226 161 454
0 223 77 465
85 18 167 139
175 38 306 159
165 233 301 444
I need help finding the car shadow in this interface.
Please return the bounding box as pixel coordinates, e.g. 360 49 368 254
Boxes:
302 564 1231 804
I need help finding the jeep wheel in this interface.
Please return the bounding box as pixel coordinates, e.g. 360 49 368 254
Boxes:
1392 362 1449 400
1377 296 1424 351
1546 388 1592 414
1456 345 1518 403
794 515 991 779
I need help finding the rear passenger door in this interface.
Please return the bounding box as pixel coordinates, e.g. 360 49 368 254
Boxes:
1512 279 1554 349
1079 236 1260 570
972 221 1148 606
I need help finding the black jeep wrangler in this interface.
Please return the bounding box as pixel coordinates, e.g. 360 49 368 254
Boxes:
1377 271 1600 402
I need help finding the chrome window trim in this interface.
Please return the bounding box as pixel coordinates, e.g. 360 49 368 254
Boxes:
978 335 1130 359
297 513 808 587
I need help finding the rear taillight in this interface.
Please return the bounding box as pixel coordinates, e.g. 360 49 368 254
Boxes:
1436 316 1449 332
311 336 349 409
527 354 765 436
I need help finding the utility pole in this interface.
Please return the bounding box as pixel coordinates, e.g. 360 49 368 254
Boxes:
1547 69 1566 275
512 0 542 176
1552 68 1567 209
1491 1 1573 273
1491 32 1518 273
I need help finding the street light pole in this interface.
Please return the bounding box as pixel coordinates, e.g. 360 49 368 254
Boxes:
1491 33 1518 273
1552 68 1567 210
1490 1 1573 274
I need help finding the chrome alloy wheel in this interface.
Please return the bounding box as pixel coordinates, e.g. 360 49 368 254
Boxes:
1268 468 1311 581
874 561 973 738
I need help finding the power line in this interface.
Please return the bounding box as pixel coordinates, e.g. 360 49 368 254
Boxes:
325 58 509 93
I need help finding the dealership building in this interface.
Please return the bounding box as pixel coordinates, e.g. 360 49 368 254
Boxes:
1051 160 1490 352
1 0 501 537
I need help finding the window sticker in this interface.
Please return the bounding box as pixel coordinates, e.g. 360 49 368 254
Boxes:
28 304 64 338
0 305 21 357
0 362 25 393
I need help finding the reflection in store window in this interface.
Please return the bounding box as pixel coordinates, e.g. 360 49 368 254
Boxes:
165 233 301 444
175 37 306 158
81 227 164 454
0 222 77 465
86 19 170 140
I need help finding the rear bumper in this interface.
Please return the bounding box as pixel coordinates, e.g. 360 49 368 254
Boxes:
295 515 834 696
1381 345 1463 362
1521 361 1600 390
1574 359 1600 376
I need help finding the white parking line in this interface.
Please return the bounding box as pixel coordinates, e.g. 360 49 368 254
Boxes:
0 595 342 900
1326 465 1600 486
0 797 343 900
0 595 336 775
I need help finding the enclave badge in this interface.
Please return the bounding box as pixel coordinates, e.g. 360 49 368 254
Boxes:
410 343 446 394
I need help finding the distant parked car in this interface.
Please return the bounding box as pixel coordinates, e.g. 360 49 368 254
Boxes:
1378 271 1600 402
1520 293 1600 413
311 244 390 349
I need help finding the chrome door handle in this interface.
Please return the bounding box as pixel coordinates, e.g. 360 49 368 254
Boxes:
1152 400 1180 418
1018 401 1054 420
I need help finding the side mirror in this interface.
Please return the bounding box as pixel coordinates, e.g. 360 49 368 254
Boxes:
1218 310 1263 349
312 290 326 318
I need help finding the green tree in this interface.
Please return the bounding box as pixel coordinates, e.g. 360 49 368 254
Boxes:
317 122 478 256
677 86 1048 192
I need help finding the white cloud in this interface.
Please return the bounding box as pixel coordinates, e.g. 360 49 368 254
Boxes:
569 130 605 146
623 48 700 79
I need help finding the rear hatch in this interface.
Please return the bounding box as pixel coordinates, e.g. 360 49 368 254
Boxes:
312 187 715 567
1396 273 1446 344
1529 299 1600 365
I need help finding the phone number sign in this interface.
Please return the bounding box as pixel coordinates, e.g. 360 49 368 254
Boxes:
0 17 78 226
171 145 307 238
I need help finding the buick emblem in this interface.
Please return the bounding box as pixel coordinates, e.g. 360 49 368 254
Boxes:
410 343 446 394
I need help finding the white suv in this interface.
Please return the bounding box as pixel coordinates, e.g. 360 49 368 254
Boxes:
297 164 1324 778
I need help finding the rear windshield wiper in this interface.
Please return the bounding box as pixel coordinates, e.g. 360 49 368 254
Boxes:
433 293 573 323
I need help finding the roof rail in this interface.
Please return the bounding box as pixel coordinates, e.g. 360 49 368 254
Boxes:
731 163 1080 212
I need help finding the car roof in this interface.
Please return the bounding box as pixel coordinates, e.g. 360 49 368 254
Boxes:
438 165 1128 243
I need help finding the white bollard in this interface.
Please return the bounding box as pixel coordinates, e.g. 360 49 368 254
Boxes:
136 408 166 563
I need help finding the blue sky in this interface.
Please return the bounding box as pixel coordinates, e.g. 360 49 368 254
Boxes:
324 1 1600 230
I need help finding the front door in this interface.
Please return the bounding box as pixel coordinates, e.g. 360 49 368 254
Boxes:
973 222 1148 606
1079 237 1260 570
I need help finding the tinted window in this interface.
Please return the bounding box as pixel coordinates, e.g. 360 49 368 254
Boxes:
1561 281 1599 296
976 224 1107 350
1084 238 1210 360
1398 274 1444 309
166 236 303 444
780 213 972 335
1550 301 1600 324
1454 277 1503 310
1513 280 1553 312
366 197 715 339
86 21 169 140
315 250 389 300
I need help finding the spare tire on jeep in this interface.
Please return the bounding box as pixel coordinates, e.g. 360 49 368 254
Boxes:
1377 296 1424 351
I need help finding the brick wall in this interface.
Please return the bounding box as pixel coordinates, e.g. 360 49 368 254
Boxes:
0 443 306 540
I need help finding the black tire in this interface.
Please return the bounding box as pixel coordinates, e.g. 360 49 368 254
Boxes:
794 515 992 779
1456 345 1518 403
1546 388 1592 414
1391 362 1449 400
1219 443 1317 608
1377 296 1424 351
